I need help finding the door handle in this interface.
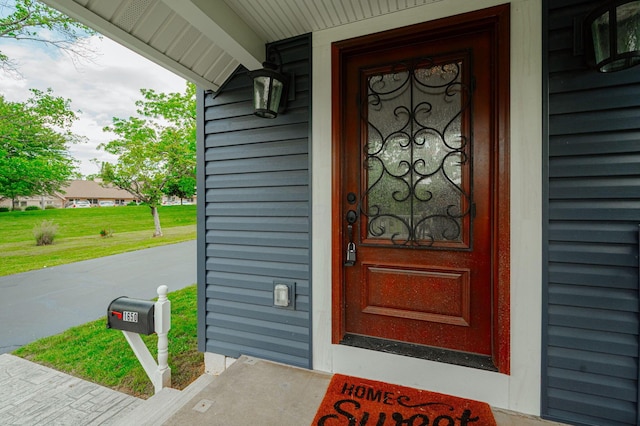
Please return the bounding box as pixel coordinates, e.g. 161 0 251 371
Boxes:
346 210 357 224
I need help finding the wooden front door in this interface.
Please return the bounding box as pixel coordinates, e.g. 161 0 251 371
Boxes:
332 6 510 371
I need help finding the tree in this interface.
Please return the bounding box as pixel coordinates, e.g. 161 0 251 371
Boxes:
163 175 196 203
99 83 196 237
0 88 80 208
0 0 96 75
137 83 197 203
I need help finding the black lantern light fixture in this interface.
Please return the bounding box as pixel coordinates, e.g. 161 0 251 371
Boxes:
249 46 290 118
584 0 640 72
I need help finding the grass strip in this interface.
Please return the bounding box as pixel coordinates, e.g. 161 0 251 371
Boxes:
14 285 202 399
0 205 196 277
0 225 196 276
0 205 196 243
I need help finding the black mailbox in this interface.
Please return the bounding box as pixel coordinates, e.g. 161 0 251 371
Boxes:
107 296 155 335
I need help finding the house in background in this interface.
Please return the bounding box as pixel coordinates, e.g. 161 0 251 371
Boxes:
0 179 195 209
40 1 640 425
0 180 138 209
0 193 66 210
62 179 138 206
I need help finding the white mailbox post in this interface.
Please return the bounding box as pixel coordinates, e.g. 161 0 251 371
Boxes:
119 285 171 394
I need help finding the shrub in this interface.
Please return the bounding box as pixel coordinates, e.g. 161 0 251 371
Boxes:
44 205 57 210
100 227 114 238
0 207 9 213
33 220 58 246
25 206 41 211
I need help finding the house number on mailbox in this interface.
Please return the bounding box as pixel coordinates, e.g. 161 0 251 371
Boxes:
123 311 138 323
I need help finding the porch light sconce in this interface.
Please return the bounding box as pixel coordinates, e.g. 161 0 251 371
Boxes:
584 0 640 72
249 46 290 118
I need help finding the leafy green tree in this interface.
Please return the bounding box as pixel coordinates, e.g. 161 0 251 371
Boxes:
138 83 196 203
0 88 80 209
99 83 196 237
163 175 196 202
0 0 96 75
136 83 196 133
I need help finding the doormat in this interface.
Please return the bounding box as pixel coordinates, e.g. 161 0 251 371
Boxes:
312 374 496 425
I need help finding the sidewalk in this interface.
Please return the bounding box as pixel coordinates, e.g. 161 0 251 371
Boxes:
0 354 142 425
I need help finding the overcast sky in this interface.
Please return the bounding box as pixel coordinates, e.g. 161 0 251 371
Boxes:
0 34 186 177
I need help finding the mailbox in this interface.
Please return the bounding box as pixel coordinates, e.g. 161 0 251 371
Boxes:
107 296 155 335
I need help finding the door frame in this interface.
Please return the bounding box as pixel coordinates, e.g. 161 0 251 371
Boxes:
330 4 511 374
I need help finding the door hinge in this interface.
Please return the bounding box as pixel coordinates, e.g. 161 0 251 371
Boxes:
471 203 477 218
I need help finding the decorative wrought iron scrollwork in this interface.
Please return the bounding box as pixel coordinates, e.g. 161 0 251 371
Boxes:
361 56 473 247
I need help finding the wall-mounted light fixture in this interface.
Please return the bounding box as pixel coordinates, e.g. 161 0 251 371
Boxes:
584 0 640 72
249 46 290 118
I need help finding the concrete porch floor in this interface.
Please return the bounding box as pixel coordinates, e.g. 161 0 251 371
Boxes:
122 355 569 426
0 353 569 425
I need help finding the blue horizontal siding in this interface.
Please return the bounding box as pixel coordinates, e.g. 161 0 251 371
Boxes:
548 222 640 243
548 326 637 358
202 35 312 368
548 263 637 289
206 170 309 188
549 200 640 221
205 154 309 175
206 269 308 292
547 388 637 425
206 258 308 280
206 340 309 369
549 131 640 156
550 87 640 114
205 201 309 218
543 7 640 423
206 186 309 202
208 312 309 343
206 299 309 327
550 176 640 199
205 123 309 146
548 242 638 267
205 139 309 160
549 154 640 177
549 285 638 312
548 347 637 379
205 216 309 232
207 244 309 264
548 305 638 334
548 367 637 402
206 230 309 248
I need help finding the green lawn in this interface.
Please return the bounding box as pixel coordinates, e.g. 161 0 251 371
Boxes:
0 205 196 276
14 285 202 399
4 206 202 397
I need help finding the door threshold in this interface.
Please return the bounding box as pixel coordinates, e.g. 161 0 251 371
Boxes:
340 334 498 372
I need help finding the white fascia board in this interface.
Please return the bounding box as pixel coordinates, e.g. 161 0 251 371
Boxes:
40 0 222 91
163 0 264 71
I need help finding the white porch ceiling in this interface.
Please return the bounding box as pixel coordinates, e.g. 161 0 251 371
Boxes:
41 0 442 91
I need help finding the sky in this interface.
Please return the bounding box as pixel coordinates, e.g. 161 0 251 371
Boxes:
0 32 186 177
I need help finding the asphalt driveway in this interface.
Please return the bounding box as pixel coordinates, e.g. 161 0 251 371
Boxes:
0 240 196 354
